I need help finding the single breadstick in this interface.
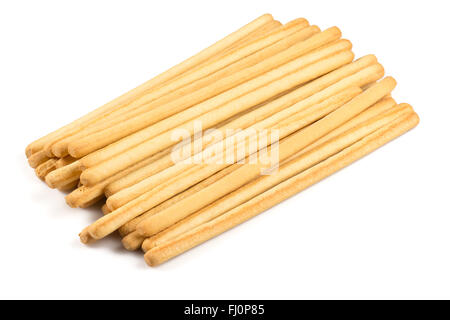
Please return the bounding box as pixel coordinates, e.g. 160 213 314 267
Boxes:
45 161 82 189
78 196 105 208
222 20 282 52
84 83 361 241
68 25 329 158
118 164 240 237
140 104 413 251
106 86 361 211
26 14 274 157
35 158 57 180
28 150 50 169
135 78 396 236
144 111 420 266
57 180 79 192
65 148 171 208
81 51 355 186
105 55 381 195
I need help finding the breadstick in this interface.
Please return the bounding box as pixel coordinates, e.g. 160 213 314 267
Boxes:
79 33 347 171
55 156 76 169
144 111 420 266
45 161 82 189
53 21 309 158
106 86 361 211
101 204 111 215
80 51 355 186
28 150 50 169
222 20 282 52
25 14 274 158
57 180 79 192
292 96 396 157
68 25 330 158
138 104 412 251
65 148 171 208
35 158 57 180
135 78 396 236
105 55 382 195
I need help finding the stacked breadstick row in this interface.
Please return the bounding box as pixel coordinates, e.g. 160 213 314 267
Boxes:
25 14 419 266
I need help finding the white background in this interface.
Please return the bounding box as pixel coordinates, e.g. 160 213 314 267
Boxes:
0 0 449 299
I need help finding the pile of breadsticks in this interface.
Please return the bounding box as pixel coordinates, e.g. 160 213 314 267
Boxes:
26 14 419 266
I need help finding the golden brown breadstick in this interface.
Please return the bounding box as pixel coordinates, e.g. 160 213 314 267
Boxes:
68 25 330 158
55 156 76 169
293 96 397 157
101 204 111 215
105 55 381 195
80 50 355 186
25 14 274 158
28 150 50 169
139 103 412 251
65 148 171 208
106 86 361 211
135 78 396 236
45 161 82 189
57 180 79 192
222 20 282 52
144 111 420 266
35 158 57 180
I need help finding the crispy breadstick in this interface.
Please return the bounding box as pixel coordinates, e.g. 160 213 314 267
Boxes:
65 148 171 208
35 158 57 180
28 150 50 169
68 25 331 158
25 14 274 158
45 161 82 189
144 111 420 266
55 156 76 169
223 20 282 52
80 50 355 186
105 55 382 195
118 164 241 237
54 22 312 158
135 79 397 236
107 86 361 211
57 180 79 192
79 35 348 171
137 104 412 251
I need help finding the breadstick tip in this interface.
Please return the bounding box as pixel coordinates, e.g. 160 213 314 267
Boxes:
104 197 118 211
79 227 95 244
327 26 342 38
44 171 58 189
79 170 97 187
141 238 156 252
284 17 308 28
